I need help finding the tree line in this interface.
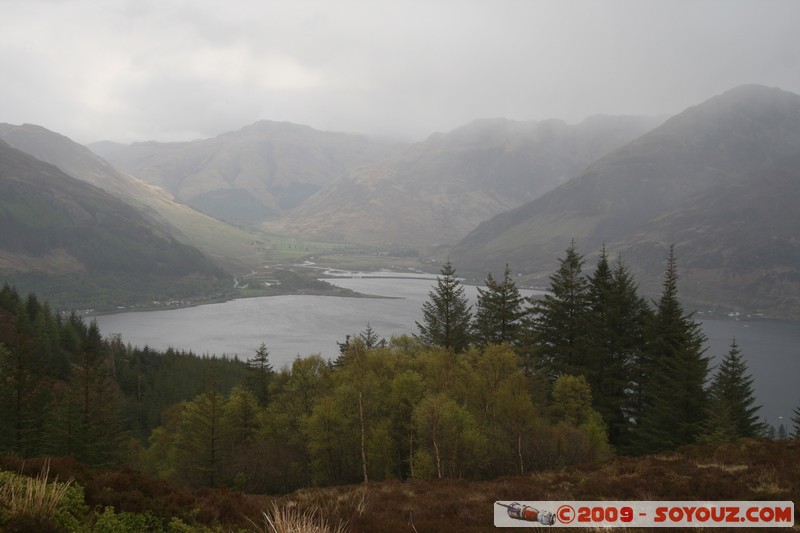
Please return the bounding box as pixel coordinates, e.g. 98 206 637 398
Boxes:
0 284 248 466
0 243 797 494
416 244 769 455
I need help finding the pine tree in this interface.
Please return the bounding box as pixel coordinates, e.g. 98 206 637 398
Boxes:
416 260 472 353
359 323 386 349
0 309 50 457
472 265 525 348
528 241 589 381
704 339 761 441
584 249 651 449
246 343 274 405
336 324 387 363
49 319 125 465
633 246 709 454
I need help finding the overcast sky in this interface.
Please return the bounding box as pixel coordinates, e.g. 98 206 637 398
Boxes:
2 0 799 144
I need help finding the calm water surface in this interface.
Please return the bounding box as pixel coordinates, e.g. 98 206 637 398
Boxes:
94 274 798 429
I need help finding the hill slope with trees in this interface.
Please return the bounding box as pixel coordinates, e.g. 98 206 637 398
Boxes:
0 229 794 529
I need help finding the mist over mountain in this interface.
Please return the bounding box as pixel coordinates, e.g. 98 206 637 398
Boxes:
452 85 800 316
91 121 403 226
266 115 661 245
3 84 799 316
0 140 222 280
0 123 259 272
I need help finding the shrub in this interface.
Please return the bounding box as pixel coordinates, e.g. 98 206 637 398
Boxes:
89 506 164 532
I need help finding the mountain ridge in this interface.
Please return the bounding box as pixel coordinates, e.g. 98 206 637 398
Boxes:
92 120 404 226
451 84 800 316
0 139 222 278
0 123 259 273
265 114 662 245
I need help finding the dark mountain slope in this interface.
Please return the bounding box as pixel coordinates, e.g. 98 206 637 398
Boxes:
613 153 800 315
0 123 135 197
451 86 800 315
0 140 225 307
266 115 661 245
0 123 259 272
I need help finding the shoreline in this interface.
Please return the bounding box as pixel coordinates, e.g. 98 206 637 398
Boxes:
85 283 398 317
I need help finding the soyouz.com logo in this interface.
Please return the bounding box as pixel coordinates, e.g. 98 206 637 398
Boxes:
494 501 795 528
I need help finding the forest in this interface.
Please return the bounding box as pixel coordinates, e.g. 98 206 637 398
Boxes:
1 244 798 529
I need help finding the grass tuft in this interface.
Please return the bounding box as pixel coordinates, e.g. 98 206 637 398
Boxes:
252 501 349 533
0 460 77 530
749 468 789 495
693 461 748 473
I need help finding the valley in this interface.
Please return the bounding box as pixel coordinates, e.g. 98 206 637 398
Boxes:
3 4 799 531
2 84 800 319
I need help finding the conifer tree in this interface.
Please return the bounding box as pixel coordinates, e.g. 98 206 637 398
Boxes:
50 319 125 465
704 339 761 441
528 241 589 380
416 260 472 353
336 324 387 364
472 265 525 348
246 343 274 405
359 323 386 349
0 314 49 456
791 404 800 439
584 249 651 449
633 246 709 454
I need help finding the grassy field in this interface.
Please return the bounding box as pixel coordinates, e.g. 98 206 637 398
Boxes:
2 438 797 532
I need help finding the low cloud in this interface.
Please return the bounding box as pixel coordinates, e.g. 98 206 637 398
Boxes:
1 0 798 144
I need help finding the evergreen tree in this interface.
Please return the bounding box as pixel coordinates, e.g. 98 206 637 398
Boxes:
416 260 472 353
335 325 387 366
633 246 709 454
704 339 762 441
246 343 274 405
50 319 125 465
0 311 50 457
359 323 386 349
584 250 651 449
472 265 525 348
791 404 800 439
528 241 589 380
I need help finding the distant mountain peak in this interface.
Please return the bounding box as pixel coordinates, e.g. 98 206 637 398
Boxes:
224 119 320 138
451 85 800 317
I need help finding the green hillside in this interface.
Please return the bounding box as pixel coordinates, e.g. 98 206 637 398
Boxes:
0 140 227 309
0 123 261 274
